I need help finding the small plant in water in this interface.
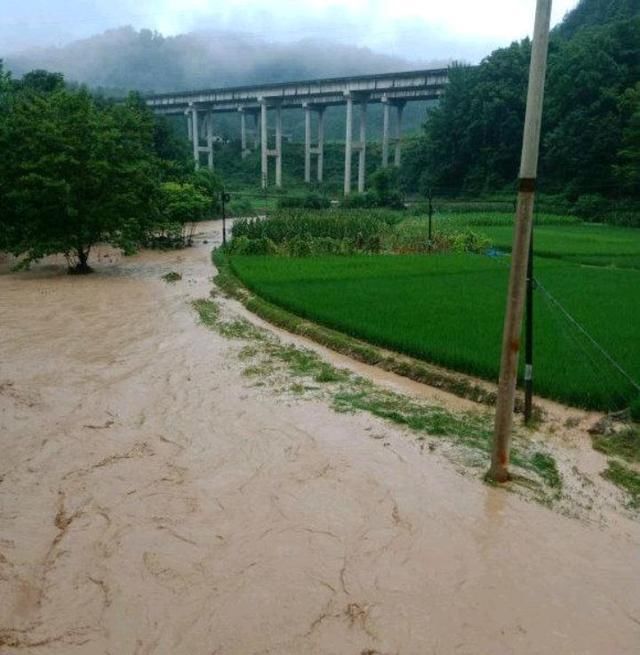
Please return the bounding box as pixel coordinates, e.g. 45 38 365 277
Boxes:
162 271 182 283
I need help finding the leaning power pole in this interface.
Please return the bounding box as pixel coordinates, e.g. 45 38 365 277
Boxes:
488 0 553 482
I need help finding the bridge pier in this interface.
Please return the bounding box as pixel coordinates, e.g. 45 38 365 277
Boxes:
190 105 200 170
381 98 405 169
239 108 248 159
188 105 216 171
253 113 260 151
304 105 312 184
344 94 353 195
206 110 214 170
382 98 390 168
260 100 268 188
275 104 282 188
394 101 405 167
304 104 326 184
358 100 367 193
317 107 325 183
186 110 193 142
260 99 283 189
344 94 368 195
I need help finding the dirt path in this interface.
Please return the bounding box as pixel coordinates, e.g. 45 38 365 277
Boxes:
1 223 639 654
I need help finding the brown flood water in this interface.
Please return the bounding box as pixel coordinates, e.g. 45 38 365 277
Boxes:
1 222 639 654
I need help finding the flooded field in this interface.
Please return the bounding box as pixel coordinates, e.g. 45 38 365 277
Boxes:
1 222 639 654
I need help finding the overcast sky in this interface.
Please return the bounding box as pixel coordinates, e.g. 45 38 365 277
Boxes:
1 0 579 62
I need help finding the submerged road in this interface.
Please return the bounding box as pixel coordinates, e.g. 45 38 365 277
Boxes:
1 222 639 654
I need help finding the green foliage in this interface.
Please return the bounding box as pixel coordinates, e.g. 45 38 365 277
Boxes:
277 193 331 210
160 182 210 224
18 69 65 94
571 194 610 220
228 197 257 217
554 0 640 39
162 271 182 283
150 182 210 248
529 452 562 489
230 209 499 257
0 80 160 272
614 83 640 195
228 236 278 256
407 5 640 201
153 115 192 180
232 209 401 244
602 460 640 507
191 168 223 199
592 426 640 463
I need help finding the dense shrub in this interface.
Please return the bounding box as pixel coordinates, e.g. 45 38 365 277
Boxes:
277 193 331 210
229 208 497 257
232 209 401 244
572 194 609 221
228 197 256 217
228 235 278 255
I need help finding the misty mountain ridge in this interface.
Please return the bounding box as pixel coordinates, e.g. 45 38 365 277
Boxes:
3 26 449 95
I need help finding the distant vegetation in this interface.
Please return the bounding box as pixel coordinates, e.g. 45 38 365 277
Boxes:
3 27 424 93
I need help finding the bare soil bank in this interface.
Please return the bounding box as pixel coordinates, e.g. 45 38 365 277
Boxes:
1 223 639 654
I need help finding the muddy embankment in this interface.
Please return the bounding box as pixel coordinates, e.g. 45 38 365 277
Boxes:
1 222 639 654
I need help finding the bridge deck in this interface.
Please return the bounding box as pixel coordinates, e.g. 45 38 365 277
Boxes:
145 68 448 114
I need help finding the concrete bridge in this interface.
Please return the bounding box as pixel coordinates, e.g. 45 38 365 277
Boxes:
145 68 448 194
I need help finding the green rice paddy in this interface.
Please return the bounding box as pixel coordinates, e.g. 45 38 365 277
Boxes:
228 213 640 411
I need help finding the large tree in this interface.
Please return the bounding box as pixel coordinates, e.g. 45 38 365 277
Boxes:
0 82 161 272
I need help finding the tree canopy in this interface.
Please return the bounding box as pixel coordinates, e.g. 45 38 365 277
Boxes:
403 0 640 203
0 72 200 272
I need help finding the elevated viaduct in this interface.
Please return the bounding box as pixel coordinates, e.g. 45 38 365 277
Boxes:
145 68 449 194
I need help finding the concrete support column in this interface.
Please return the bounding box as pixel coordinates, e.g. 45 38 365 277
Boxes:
191 106 200 171
240 109 248 159
317 107 325 183
344 94 353 196
382 99 390 168
394 102 405 168
358 100 367 193
253 113 260 151
206 110 214 171
304 104 312 184
275 104 283 188
260 100 268 188
187 111 193 142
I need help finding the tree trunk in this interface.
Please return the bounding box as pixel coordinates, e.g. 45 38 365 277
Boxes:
68 248 93 275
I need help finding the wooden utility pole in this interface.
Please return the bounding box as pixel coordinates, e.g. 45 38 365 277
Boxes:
488 0 553 482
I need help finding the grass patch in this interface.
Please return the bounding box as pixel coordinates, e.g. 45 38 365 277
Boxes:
333 383 492 452
529 451 562 489
192 298 219 326
162 271 182 283
602 460 640 508
592 426 640 464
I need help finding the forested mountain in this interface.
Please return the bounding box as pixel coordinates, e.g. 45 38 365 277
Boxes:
554 0 639 38
3 27 440 95
405 0 640 201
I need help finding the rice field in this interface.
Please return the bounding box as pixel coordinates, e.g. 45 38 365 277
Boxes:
227 208 640 410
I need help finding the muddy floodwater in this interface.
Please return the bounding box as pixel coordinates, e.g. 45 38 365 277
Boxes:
1 222 639 654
